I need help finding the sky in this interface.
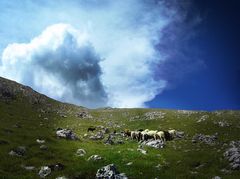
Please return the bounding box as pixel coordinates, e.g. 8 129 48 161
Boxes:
0 0 239 110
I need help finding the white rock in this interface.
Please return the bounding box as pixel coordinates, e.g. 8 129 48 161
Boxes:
76 149 86 157
39 166 51 178
88 155 102 161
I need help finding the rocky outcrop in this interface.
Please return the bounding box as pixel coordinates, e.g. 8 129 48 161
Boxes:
9 146 26 157
224 141 240 170
96 164 128 179
192 133 217 145
141 139 164 149
39 166 51 178
0 77 49 104
56 128 78 140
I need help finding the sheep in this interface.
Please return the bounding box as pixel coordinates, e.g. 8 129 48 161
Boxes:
163 130 171 141
131 131 141 141
154 131 165 141
124 129 131 137
168 129 176 140
87 127 96 132
147 130 158 139
140 131 149 141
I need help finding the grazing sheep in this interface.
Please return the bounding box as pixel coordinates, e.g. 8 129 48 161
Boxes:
168 129 176 139
141 131 149 141
87 127 96 132
163 131 172 141
147 130 158 139
131 131 141 141
138 129 144 132
154 131 165 141
124 129 131 137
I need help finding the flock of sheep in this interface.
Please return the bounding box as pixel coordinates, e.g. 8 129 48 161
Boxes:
124 129 176 142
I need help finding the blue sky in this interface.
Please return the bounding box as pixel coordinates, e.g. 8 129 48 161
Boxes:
0 0 239 110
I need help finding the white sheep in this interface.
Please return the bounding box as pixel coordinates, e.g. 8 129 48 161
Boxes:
131 131 140 140
141 131 148 141
154 131 165 141
147 130 158 140
168 129 176 139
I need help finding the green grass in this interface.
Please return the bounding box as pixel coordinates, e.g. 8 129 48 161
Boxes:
0 99 240 179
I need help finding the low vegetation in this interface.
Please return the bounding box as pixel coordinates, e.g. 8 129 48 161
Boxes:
0 77 240 178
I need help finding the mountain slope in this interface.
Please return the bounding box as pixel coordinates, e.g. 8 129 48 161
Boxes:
0 76 240 179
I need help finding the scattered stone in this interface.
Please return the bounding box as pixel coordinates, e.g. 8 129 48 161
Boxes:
9 146 26 157
175 131 185 139
76 149 86 157
212 176 221 179
36 139 45 144
22 165 35 171
88 155 102 161
48 163 64 171
39 166 51 178
144 111 165 120
126 162 133 166
89 132 104 140
192 133 217 145
137 148 147 155
75 111 92 119
104 134 114 145
40 145 48 150
197 115 208 123
214 121 230 127
56 128 78 140
96 164 128 179
141 139 164 149
56 176 68 179
224 141 240 170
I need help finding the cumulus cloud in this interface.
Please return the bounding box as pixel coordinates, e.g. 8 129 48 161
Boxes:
0 24 107 107
0 0 196 108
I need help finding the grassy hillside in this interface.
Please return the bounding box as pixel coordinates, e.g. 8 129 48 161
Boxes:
0 77 240 178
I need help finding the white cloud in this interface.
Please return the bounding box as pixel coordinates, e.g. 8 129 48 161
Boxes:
0 24 107 108
0 0 185 108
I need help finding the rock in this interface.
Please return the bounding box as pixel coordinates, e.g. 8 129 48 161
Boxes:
196 115 208 123
56 176 68 179
56 128 78 140
76 149 86 157
104 134 114 145
175 131 185 139
48 163 64 171
89 132 104 140
144 111 165 120
22 165 35 171
192 133 217 145
88 155 102 161
36 139 45 144
75 111 92 119
96 164 128 179
126 162 133 166
212 176 221 179
141 139 164 149
137 148 147 155
224 141 240 170
9 146 26 157
214 120 230 127
39 166 51 178
40 145 48 150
